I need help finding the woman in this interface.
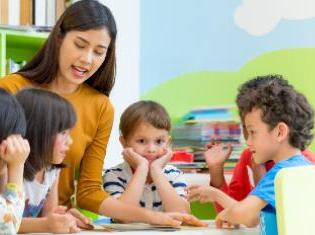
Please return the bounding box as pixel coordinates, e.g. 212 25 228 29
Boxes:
0 0 204 226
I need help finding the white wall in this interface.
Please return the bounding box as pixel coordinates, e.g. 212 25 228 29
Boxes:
100 0 141 168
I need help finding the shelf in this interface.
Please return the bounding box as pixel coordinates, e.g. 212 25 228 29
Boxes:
0 28 48 77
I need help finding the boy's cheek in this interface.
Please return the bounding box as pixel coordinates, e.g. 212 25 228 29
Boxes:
133 148 148 159
157 147 167 156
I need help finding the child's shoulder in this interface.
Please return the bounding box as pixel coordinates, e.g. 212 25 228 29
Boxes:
263 154 313 181
276 154 313 169
104 162 126 174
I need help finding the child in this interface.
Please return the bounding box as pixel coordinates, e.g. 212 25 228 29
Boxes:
15 88 90 234
0 88 30 234
214 76 314 234
188 75 315 212
104 101 190 213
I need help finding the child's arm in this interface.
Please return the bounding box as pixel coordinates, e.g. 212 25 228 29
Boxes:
150 149 190 213
104 148 148 207
40 172 91 229
215 195 265 228
0 184 25 234
98 196 206 226
19 213 80 233
119 148 149 205
0 135 29 233
0 135 30 188
205 143 232 188
40 172 60 216
188 184 237 209
212 148 257 212
217 163 280 228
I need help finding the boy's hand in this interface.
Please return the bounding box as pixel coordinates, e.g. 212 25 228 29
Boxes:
215 209 239 229
123 148 149 170
150 148 172 170
187 184 218 203
0 135 30 168
204 143 232 168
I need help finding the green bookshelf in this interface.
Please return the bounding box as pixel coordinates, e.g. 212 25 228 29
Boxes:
0 28 48 77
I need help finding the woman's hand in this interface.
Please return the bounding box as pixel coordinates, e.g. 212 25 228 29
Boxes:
215 209 239 229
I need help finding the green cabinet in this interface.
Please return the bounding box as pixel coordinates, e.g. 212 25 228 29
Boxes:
0 29 48 77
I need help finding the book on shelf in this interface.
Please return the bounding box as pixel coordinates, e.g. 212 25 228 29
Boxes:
34 0 46 26
171 106 244 172
182 105 236 123
46 0 56 26
33 0 65 27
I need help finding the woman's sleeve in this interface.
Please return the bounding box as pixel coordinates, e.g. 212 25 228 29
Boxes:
76 100 114 213
0 183 25 234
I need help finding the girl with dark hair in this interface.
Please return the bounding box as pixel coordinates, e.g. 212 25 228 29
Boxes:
0 88 30 234
16 88 89 233
0 0 204 226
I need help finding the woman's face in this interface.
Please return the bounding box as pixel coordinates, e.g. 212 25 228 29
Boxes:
57 28 111 89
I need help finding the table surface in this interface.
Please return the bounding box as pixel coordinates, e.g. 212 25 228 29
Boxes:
26 221 259 235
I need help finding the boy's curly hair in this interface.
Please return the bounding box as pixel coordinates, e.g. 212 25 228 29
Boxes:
237 75 314 150
236 75 292 119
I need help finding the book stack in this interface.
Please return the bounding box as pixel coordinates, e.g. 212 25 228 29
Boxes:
170 106 244 173
0 0 68 27
34 0 67 26
0 0 67 27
